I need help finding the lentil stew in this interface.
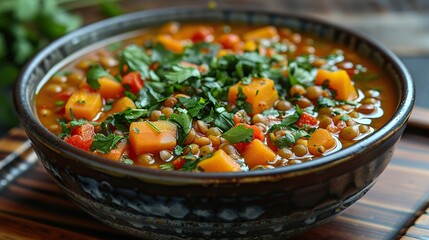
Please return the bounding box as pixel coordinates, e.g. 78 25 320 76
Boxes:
35 22 396 172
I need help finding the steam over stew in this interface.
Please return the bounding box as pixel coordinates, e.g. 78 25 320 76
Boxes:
36 22 396 172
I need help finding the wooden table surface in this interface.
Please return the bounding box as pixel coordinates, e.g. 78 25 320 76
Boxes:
2 1 429 239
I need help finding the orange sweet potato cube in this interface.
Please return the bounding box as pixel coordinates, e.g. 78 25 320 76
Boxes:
65 90 103 121
315 69 358 101
228 78 279 114
129 121 177 155
242 139 276 169
197 149 242 172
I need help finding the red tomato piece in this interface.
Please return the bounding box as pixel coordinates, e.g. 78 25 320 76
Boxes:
173 158 186 170
71 123 95 141
234 123 265 152
122 72 144 94
56 91 72 102
191 27 213 42
65 135 92 151
296 112 318 128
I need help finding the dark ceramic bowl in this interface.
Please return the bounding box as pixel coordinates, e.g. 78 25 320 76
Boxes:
14 6 414 239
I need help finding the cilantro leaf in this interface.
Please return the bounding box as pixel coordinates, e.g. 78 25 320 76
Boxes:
159 162 174 171
221 125 254 144
272 130 309 148
169 112 192 145
262 109 280 117
165 65 201 84
214 111 234 132
339 115 350 122
120 45 152 78
120 155 134 165
288 61 314 87
136 83 164 109
181 157 203 171
182 42 220 65
68 109 92 127
100 108 149 135
86 64 114 90
280 112 301 126
236 87 253 114
178 97 207 118
317 97 336 108
123 108 149 121
181 153 215 172
151 43 182 65
57 119 70 138
90 133 123 154
273 133 295 148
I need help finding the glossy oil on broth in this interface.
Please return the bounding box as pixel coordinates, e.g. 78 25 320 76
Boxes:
35 22 397 172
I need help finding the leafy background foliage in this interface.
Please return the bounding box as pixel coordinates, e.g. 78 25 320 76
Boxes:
0 0 123 134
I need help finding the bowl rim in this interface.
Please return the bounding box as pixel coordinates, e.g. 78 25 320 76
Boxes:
14 5 415 184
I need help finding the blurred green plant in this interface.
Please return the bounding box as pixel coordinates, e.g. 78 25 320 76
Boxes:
0 0 122 132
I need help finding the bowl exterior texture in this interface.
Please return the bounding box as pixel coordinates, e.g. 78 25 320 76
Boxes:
30 132 399 239
15 7 413 239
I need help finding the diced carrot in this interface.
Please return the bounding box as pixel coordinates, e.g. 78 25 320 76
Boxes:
228 77 279 114
315 69 358 101
197 149 242 172
157 35 184 53
97 140 127 161
242 139 276 169
218 33 241 50
98 76 124 99
129 121 177 155
308 128 336 156
65 90 103 120
121 71 144 94
243 26 279 41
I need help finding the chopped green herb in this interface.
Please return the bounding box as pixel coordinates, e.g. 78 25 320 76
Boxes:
159 162 174 171
317 97 336 108
236 87 253 114
288 61 314 87
86 64 114 90
133 127 140 134
120 155 134 165
120 45 152 78
178 97 207 118
169 112 192 145
90 133 123 154
340 115 350 122
221 125 254 144
146 121 161 133
55 100 65 107
165 65 201 84
57 119 70 138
